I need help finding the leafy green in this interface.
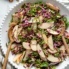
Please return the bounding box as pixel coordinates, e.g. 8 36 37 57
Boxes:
32 52 39 57
35 59 41 67
18 35 27 42
35 1 43 4
62 17 69 29
27 27 32 31
65 38 69 44
50 66 56 69
46 19 54 23
54 52 60 57
53 35 62 41
28 7 37 16
35 60 49 68
40 62 49 67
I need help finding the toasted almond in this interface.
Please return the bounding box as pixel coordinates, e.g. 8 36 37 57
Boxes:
13 53 22 63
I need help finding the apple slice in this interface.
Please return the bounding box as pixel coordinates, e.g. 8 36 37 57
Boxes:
48 35 54 50
37 44 47 61
47 55 61 63
60 45 65 54
23 50 31 61
31 40 37 51
46 3 59 12
48 49 57 54
31 40 37 45
36 32 42 38
22 42 31 50
47 28 59 35
38 22 54 29
31 44 37 51
42 33 48 45
13 25 18 39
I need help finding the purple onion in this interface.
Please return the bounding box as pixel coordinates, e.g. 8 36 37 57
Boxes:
54 41 62 47
25 30 34 37
43 11 51 18
64 31 69 38
12 44 23 54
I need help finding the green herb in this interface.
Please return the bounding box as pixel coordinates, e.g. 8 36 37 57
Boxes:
35 60 49 68
39 40 45 46
32 52 39 57
54 52 60 57
65 38 69 44
27 27 32 31
35 59 41 66
62 17 69 29
28 7 37 16
18 35 27 42
35 1 43 4
26 57 32 63
18 35 22 39
36 6 41 11
46 19 54 23
50 66 56 69
40 62 49 67
53 35 62 41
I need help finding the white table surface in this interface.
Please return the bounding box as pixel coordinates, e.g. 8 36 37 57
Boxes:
0 0 69 69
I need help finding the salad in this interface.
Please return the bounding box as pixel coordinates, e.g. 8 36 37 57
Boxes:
8 1 69 69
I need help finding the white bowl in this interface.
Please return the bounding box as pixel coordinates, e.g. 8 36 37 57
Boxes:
0 0 69 69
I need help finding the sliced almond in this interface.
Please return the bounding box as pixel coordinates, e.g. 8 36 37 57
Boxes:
22 42 31 50
13 52 25 64
42 33 48 45
46 3 59 12
48 35 54 50
39 22 53 29
47 28 59 35
37 44 46 61
47 55 61 63
48 49 57 54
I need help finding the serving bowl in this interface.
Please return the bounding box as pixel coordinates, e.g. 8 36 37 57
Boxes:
0 0 69 69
